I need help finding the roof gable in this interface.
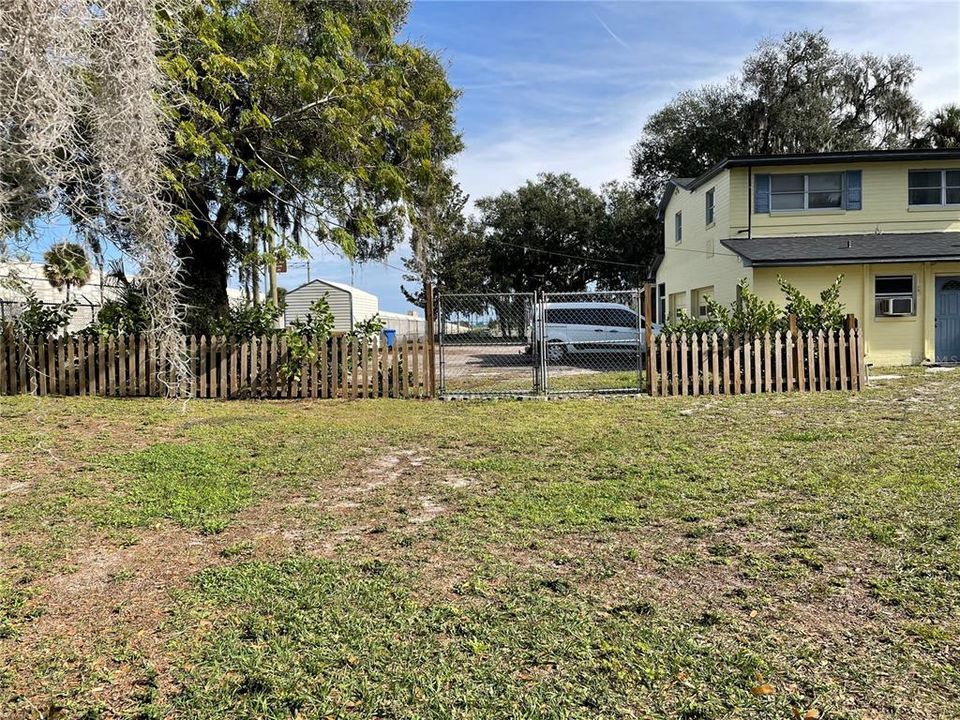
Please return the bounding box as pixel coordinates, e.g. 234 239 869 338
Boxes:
656 177 694 220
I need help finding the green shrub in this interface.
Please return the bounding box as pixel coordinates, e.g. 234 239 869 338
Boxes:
88 281 151 335
12 289 75 337
350 313 385 342
212 301 284 338
659 276 846 337
779 274 846 332
281 297 337 382
660 279 784 336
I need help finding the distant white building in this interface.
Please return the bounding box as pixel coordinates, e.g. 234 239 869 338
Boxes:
0 261 114 304
0 260 243 333
379 310 429 339
0 261 118 332
284 278 427 339
284 279 379 332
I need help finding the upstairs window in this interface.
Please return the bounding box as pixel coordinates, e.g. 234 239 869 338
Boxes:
909 170 960 206
705 188 715 225
770 173 843 211
674 211 682 243
756 170 860 212
875 276 916 317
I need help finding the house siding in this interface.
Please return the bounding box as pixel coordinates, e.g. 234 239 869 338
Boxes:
752 261 960 366
656 173 751 314
729 160 960 238
656 156 960 366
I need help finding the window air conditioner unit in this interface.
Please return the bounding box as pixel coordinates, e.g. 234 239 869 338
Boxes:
876 296 914 316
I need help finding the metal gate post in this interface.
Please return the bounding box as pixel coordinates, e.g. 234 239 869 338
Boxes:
636 286 644 393
532 290 548 397
531 291 540 395
437 292 445 398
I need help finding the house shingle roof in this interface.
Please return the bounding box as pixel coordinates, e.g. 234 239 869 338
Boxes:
687 148 960 191
655 178 696 220
721 232 960 266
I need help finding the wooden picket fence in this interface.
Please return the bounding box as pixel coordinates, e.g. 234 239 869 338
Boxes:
0 330 435 399
647 326 865 397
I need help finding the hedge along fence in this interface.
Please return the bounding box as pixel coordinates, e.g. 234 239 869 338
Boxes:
646 317 866 397
0 328 435 399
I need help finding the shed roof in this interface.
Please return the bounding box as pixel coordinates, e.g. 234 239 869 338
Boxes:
286 278 378 302
721 232 960 267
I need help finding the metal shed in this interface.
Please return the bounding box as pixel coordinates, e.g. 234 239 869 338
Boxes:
284 279 379 331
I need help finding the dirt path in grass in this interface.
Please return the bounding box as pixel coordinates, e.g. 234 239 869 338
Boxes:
2 444 459 716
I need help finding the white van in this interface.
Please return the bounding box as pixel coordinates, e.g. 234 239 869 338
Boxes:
529 302 660 362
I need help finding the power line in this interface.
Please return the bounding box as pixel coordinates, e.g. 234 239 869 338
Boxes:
485 238 647 268
485 236 744 264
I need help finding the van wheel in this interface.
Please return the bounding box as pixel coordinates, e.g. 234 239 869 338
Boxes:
545 342 566 363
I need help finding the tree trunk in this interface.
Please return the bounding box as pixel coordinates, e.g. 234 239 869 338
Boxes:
177 227 230 326
266 205 278 305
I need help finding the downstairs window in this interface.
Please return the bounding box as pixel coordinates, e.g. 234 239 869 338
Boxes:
875 276 916 317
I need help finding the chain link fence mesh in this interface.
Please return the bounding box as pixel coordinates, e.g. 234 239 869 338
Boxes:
540 290 645 395
437 289 652 398
437 292 538 396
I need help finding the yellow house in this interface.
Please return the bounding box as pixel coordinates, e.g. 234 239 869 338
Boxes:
653 149 960 366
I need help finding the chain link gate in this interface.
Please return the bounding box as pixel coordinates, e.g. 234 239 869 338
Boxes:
540 289 646 396
436 289 651 399
437 292 540 397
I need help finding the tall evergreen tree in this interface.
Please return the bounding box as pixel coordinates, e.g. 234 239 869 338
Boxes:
631 30 923 195
161 0 462 325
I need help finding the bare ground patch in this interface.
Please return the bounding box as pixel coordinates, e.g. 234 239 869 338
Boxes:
1 443 461 716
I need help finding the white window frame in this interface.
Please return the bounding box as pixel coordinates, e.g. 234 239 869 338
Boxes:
668 291 686 322
908 169 960 207
674 211 682 243
692 287 713 319
874 275 916 317
769 172 844 212
705 188 715 226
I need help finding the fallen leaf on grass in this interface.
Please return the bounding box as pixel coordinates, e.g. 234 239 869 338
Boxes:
751 684 775 696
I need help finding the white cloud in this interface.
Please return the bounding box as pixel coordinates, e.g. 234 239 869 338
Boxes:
449 1 960 208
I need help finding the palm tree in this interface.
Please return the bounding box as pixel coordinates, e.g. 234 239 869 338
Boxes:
42 242 92 300
913 105 960 149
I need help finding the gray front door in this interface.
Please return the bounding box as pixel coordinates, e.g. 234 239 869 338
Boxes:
936 276 960 363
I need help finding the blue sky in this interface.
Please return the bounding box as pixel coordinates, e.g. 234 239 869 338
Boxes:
18 1 960 315
299 0 960 315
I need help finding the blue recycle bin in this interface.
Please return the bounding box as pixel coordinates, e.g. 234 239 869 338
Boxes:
383 328 397 348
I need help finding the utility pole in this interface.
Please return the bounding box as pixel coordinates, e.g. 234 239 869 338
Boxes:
265 206 278 305
250 221 261 303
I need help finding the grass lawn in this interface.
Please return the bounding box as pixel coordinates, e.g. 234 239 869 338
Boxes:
1 368 959 718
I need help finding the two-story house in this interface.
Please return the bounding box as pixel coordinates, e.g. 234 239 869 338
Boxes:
653 148 960 366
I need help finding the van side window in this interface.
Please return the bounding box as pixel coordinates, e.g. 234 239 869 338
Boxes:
609 309 638 328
